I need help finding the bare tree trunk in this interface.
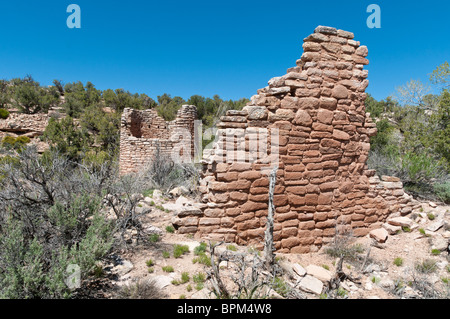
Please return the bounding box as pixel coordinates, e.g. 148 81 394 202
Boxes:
208 241 230 299
264 165 278 272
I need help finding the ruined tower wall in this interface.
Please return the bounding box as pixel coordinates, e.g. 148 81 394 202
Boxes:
119 105 198 175
176 26 418 253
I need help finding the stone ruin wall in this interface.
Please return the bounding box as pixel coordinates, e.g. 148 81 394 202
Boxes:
174 26 419 253
119 105 197 175
0 112 51 153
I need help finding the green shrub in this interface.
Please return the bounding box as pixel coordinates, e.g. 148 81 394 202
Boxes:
181 272 190 284
431 249 441 256
393 257 404 267
337 287 348 298
115 279 164 299
272 277 290 297
415 259 438 274
142 189 154 198
15 136 31 145
434 182 450 204
194 242 207 255
0 148 116 299
192 253 211 266
193 272 206 283
0 108 10 119
171 279 181 285
165 225 175 233
402 226 411 233
173 244 189 258
162 266 174 273
1 135 31 150
149 233 160 243
193 272 206 290
146 259 154 267
402 152 445 183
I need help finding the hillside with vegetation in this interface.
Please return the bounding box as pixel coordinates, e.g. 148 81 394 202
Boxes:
0 62 448 299
365 62 449 203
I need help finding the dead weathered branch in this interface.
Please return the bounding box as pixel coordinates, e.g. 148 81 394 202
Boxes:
264 165 278 272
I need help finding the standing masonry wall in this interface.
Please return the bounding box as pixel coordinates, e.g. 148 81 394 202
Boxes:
175 26 419 253
119 105 197 175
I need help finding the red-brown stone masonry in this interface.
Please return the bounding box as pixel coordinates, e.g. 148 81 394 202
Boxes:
189 26 419 254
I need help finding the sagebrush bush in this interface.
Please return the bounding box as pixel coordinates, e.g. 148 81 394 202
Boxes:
434 182 450 203
115 279 165 299
0 147 114 298
0 108 10 119
0 135 30 151
142 144 200 193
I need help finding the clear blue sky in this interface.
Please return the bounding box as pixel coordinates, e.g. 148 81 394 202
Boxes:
0 0 449 102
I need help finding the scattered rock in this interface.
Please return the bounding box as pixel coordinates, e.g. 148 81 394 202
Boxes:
427 218 445 232
305 265 332 283
297 275 323 295
152 189 163 200
369 228 389 243
175 195 193 207
382 223 401 235
112 260 134 277
431 236 449 252
169 186 189 198
388 217 414 228
150 275 173 289
143 225 163 236
292 263 307 277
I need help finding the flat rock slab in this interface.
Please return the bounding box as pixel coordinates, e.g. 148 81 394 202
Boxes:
370 228 389 243
305 265 332 283
150 275 175 289
388 217 413 228
293 263 307 277
298 275 323 295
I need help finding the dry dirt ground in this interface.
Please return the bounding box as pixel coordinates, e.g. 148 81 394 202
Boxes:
102 194 450 300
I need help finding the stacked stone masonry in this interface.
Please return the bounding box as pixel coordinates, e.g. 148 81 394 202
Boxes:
119 105 197 175
175 26 419 254
0 112 51 153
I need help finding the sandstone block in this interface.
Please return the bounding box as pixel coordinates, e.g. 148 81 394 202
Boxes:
293 109 313 126
319 97 338 110
306 265 333 283
245 106 268 120
317 109 334 124
333 129 350 140
281 237 300 249
331 85 349 99
241 201 268 213
288 194 306 206
297 97 320 109
369 228 389 243
298 275 323 295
